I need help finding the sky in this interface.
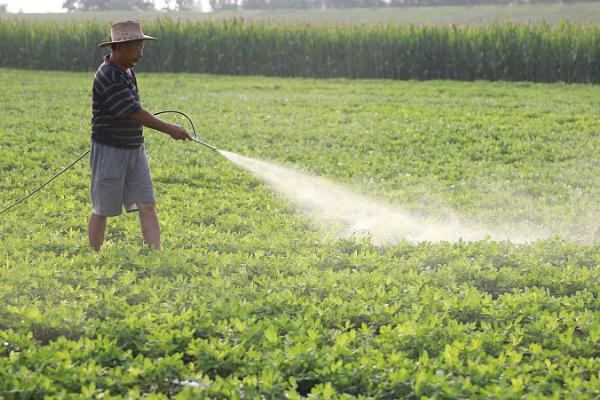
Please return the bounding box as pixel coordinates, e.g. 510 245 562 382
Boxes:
3 0 210 13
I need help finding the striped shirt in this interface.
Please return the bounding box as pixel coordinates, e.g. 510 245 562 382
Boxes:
92 55 143 149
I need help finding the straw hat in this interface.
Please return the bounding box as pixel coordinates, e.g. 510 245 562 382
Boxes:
97 20 157 48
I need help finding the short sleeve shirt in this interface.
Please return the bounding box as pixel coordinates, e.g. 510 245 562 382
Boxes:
91 54 143 149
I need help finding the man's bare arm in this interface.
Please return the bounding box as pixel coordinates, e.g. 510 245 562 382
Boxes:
130 108 191 140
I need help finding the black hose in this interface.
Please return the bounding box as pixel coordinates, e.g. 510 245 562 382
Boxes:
155 110 219 152
0 150 90 215
0 110 212 216
153 109 196 137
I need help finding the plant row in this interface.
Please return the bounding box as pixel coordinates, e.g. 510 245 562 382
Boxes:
1 19 600 82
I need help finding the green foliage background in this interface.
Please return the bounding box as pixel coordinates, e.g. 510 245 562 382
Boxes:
0 69 598 397
2 19 600 82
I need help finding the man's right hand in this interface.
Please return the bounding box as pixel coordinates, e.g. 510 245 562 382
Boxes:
167 124 192 141
130 109 193 141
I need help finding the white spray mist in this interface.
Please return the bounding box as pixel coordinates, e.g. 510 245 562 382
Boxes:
219 150 548 245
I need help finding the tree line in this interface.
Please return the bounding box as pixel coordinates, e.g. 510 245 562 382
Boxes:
213 0 599 10
59 0 598 11
62 0 194 11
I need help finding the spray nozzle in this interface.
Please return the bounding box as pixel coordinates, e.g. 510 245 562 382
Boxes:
191 136 219 152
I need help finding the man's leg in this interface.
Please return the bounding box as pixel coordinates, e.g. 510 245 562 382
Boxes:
137 202 161 250
88 213 107 252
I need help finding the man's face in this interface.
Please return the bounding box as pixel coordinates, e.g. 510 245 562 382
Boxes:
116 40 145 68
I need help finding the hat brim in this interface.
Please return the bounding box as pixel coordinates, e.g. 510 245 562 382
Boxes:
98 34 157 48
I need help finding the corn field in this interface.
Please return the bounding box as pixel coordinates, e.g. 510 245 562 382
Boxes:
1 19 599 83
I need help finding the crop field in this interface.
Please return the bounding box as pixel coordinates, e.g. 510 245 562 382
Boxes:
4 3 600 25
0 68 599 397
4 19 600 83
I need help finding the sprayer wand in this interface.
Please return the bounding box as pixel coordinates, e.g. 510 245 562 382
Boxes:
153 110 219 152
190 136 219 152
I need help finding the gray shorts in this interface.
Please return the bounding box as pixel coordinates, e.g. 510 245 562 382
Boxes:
90 141 155 217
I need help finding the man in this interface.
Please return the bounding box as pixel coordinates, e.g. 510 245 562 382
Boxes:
89 20 190 251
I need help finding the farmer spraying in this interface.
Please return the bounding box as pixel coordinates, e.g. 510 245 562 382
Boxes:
89 21 191 251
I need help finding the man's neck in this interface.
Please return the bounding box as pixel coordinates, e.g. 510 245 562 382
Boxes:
109 53 130 73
